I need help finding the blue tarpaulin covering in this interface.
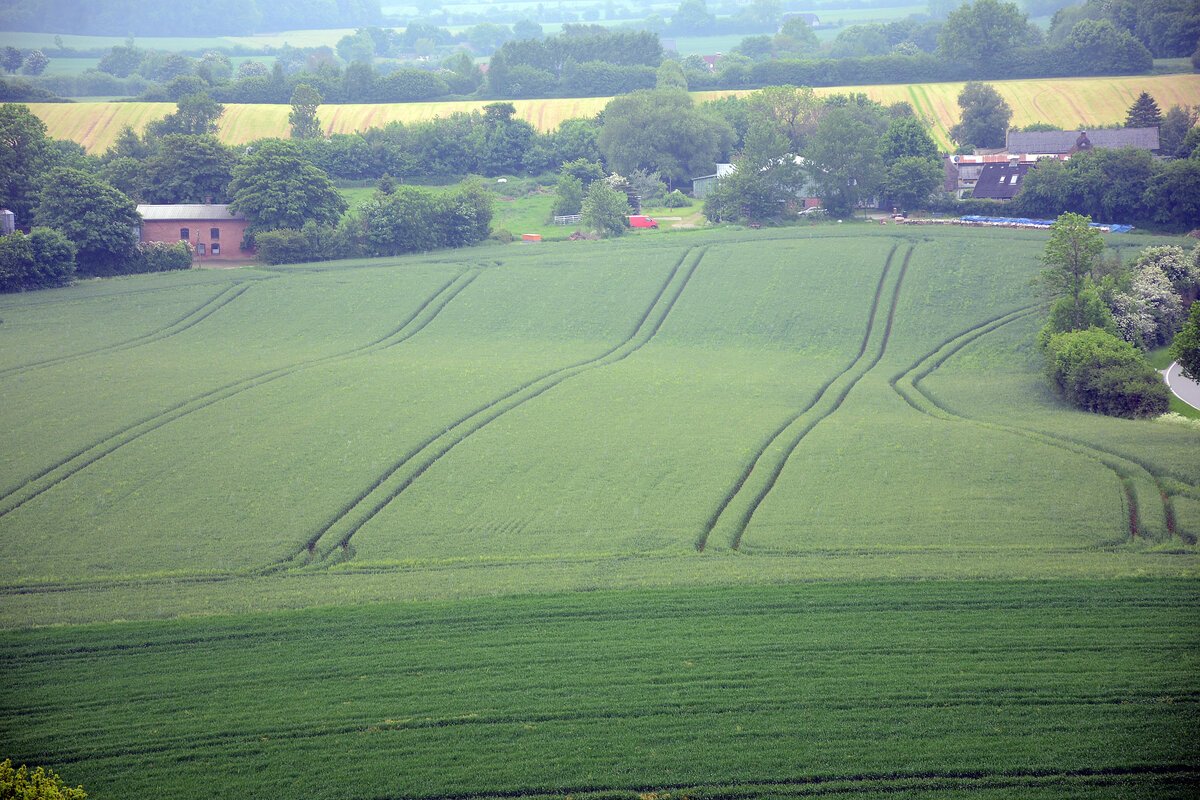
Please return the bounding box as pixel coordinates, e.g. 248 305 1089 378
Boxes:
961 215 1134 233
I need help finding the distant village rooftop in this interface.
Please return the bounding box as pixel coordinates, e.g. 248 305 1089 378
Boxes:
1005 127 1160 155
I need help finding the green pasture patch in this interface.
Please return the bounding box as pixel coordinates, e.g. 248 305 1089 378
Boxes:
35 56 101 76
1 580 1196 799
0 226 1196 617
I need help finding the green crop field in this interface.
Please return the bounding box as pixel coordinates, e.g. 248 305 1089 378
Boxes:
0 225 1197 798
24 74 1200 153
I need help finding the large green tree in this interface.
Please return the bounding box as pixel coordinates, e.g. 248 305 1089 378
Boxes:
0 103 54 222
289 84 324 140
228 139 347 234
581 180 633 238
145 92 225 137
1039 212 1107 332
598 89 733 186
1043 327 1169 418
35 167 141 276
142 134 236 204
937 0 1029 73
802 107 882 216
949 81 1012 149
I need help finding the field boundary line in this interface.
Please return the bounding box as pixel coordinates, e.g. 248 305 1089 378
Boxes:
0 271 479 520
0 283 251 378
699 244 913 553
304 247 707 561
889 308 1192 543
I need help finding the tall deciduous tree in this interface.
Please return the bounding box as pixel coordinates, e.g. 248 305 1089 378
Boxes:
598 89 733 185
937 0 1029 73
802 107 882 216
289 84 324 140
949 81 1012 149
0 103 54 223
581 180 633 237
146 92 225 137
228 139 347 234
1039 212 1106 332
35 167 141 276
21 49 49 76
142 134 236 204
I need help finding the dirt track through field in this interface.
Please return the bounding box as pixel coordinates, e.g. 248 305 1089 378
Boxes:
889 308 1199 542
0 271 479 521
698 244 911 552
0 283 251 379
305 246 707 561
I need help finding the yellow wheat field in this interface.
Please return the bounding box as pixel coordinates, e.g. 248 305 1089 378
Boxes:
25 73 1200 154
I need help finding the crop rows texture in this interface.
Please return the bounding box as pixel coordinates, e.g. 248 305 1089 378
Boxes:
0 227 1196 624
1 580 1197 799
24 74 1200 153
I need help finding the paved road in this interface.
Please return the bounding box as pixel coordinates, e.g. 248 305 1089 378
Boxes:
1163 362 1200 410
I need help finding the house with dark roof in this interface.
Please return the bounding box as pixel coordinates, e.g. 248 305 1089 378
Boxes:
136 204 252 260
971 161 1033 200
1004 127 1160 156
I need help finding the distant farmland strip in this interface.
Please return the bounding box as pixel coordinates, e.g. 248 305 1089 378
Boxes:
27 74 1200 153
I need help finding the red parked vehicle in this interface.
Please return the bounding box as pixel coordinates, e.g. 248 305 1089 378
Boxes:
628 215 659 228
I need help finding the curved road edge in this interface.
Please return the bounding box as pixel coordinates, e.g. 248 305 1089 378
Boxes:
1162 361 1200 410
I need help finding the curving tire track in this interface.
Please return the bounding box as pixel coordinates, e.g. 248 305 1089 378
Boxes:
303 247 707 562
0 283 252 379
0 271 479 520
889 308 1198 542
698 245 912 553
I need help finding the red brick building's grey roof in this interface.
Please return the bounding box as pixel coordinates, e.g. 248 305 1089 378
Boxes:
136 204 245 221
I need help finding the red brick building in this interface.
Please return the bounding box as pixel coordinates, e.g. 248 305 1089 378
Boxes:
137 204 252 261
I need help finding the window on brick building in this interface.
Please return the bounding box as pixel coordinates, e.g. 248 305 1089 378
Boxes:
180 227 189 240
212 243 221 255
198 243 206 255
211 227 220 240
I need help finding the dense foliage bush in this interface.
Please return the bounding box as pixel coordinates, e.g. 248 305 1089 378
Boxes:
128 240 193 273
0 228 75 292
1042 327 1169 418
0 759 86 799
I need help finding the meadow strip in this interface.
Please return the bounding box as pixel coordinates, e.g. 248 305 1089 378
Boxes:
1 579 1195 799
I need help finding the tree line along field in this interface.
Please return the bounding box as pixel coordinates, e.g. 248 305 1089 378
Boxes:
24 73 1200 154
0 225 1197 797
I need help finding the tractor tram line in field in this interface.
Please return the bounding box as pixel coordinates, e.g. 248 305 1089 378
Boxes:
0 270 482 523
303 246 708 563
890 309 1200 544
0 282 252 379
699 244 913 553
